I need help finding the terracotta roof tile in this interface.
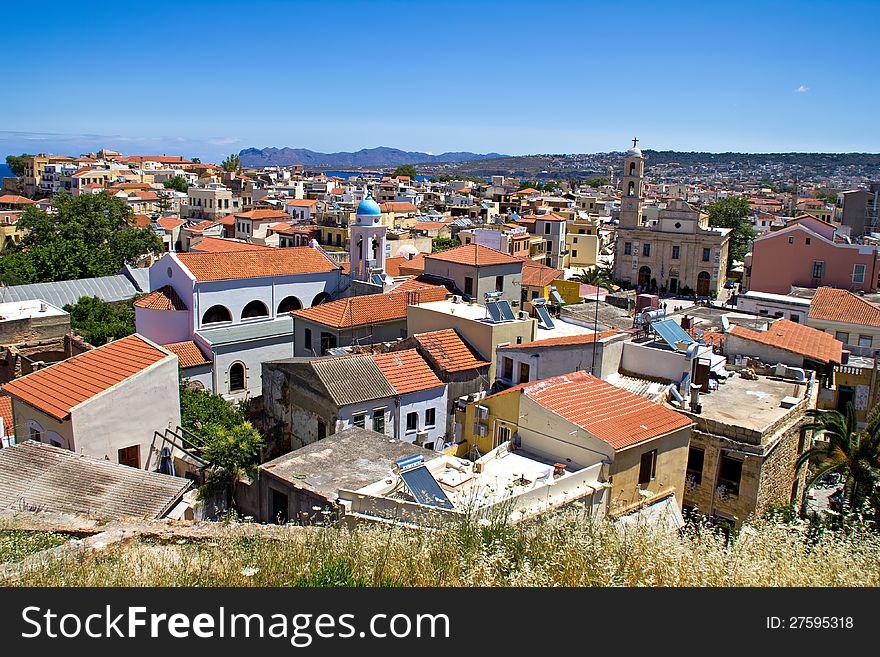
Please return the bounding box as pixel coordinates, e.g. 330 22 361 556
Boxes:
425 243 522 267
0 195 35 204
380 202 418 213
291 286 447 329
177 247 338 281
391 277 448 294
499 329 622 350
521 260 563 287
411 221 450 231
285 199 318 207
729 319 843 364
2 335 171 420
413 329 489 372
235 209 290 220
157 217 185 231
503 371 693 450
162 341 212 368
134 286 188 311
398 253 426 274
372 349 443 394
0 395 12 439
189 237 270 253
808 287 880 328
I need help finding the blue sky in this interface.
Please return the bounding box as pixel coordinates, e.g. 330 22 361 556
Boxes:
1 0 878 161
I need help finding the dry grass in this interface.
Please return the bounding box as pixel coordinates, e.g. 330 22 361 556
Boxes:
5 511 880 587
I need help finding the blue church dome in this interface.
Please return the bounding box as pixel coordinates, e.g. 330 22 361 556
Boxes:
357 192 382 216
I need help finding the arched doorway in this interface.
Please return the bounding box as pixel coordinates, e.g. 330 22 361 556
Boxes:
697 271 711 297
229 362 246 393
311 292 331 307
638 266 651 288
277 296 303 314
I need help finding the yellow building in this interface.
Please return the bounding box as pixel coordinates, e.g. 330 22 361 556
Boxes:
566 216 601 270
455 370 693 514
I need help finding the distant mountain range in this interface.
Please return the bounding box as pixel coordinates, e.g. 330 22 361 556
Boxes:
238 146 508 168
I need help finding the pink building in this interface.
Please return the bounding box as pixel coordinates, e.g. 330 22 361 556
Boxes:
746 222 880 295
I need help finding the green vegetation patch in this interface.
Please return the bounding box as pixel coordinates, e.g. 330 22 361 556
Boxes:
0 530 68 564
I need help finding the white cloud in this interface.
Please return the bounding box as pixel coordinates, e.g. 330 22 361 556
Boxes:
207 136 242 146
796 84 809 93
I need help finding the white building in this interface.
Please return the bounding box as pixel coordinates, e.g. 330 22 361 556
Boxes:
134 246 344 400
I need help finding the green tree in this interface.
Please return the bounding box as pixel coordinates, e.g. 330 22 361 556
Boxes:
200 421 265 502
163 174 189 193
392 164 417 178
586 177 609 188
572 266 614 289
191 157 201 164
221 153 242 173
0 192 163 285
179 384 244 434
5 154 33 177
797 403 880 517
431 237 459 253
705 196 755 267
63 295 138 346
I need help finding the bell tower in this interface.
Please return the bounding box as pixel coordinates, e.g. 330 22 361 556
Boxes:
619 137 644 229
349 191 387 282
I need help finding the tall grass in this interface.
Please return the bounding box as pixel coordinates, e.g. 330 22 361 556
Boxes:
5 511 880 587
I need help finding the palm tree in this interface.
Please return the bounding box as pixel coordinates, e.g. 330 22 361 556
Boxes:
796 402 880 516
572 265 614 289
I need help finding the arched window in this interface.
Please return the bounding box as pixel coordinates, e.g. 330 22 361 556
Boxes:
229 363 246 392
241 300 269 319
277 296 303 314
628 181 635 196
311 292 331 307
629 162 636 176
202 305 232 325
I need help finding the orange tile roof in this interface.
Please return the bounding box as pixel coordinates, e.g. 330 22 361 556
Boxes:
187 220 218 233
331 187 346 195
157 217 185 231
808 287 880 328
216 214 237 226
515 188 540 195
235 208 290 220
398 253 426 274
521 260 563 287
2 335 171 421
383 256 408 278
412 221 450 231
162 341 212 368
117 155 190 164
0 395 13 439
425 243 522 267
391 276 448 294
499 329 622 350
372 349 443 394
131 213 153 228
189 236 270 253
177 247 338 281
534 212 568 222
504 371 693 450
134 286 188 311
729 319 843 364
380 202 418 213
285 199 319 207
0 195 35 204
291 286 447 328
413 329 489 372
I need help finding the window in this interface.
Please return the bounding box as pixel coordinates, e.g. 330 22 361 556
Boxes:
672 246 680 260
241 300 269 319
686 447 704 485
372 409 385 434
464 276 474 296
494 424 512 448
572 250 578 258
788 236 793 243
811 260 824 279
118 445 140 469
805 237 811 245
303 328 312 350
495 275 504 292
642 243 651 257
229 363 245 392
702 248 711 262
853 263 866 283
544 223 551 234
406 412 418 433
320 332 337 354
790 314 800 322
202 305 232 324
638 449 657 486
502 357 514 381
859 335 872 348
278 296 303 313
717 454 743 496
531 290 539 299
835 331 849 343
352 413 366 429
624 242 632 255
519 361 530 383
425 408 436 427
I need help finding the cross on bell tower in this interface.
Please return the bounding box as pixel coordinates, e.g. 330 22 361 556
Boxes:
632 137 639 149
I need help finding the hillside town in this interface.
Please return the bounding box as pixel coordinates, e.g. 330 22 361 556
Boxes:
0 140 878 535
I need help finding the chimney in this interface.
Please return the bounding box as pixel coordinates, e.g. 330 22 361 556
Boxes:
690 383 702 414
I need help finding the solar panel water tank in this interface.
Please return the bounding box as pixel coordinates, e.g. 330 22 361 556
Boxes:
535 304 555 329
398 463 455 510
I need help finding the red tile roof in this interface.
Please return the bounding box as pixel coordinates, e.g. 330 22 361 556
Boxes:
162 341 212 368
235 209 290 220
413 329 489 372
156 217 185 231
499 329 622 350
0 395 13 439
808 287 880 328
2 335 171 420
729 319 843 364
134 286 188 311
189 236 270 253
0 195 35 204
372 349 443 394
398 253 426 274
425 243 522 267
285 199 318 207
380 202 418 213
411 221 450 231
521 260 563 288
505 371 693 450
176 247 339 281
291 286 447 328
130 213 153 228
